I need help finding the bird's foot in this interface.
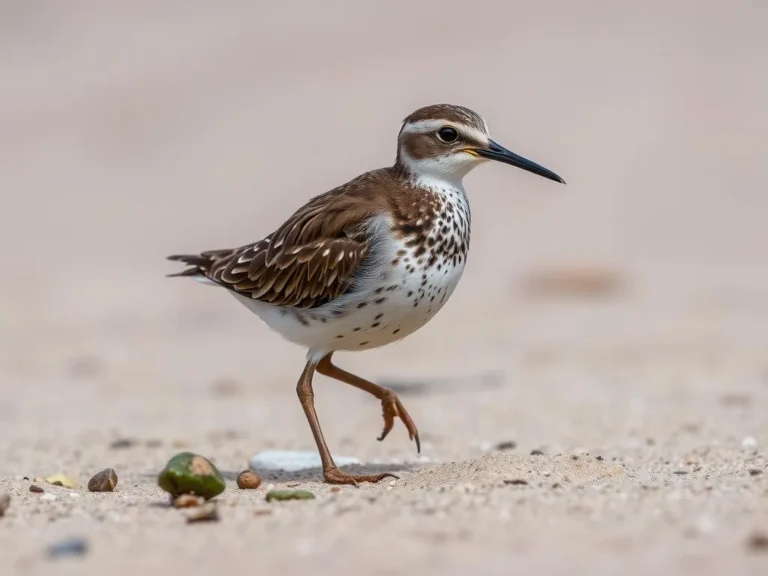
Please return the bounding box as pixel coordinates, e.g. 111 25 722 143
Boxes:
377 389 421 453
323 466 398 487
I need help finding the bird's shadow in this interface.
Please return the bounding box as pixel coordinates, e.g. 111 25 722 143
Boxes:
220 461 422 483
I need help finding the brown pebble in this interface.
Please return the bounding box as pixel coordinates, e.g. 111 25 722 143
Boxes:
236 470 262 490
253 509 272 516
173 494 203 508
503 479 528 486
0 493 10 517
330 487 341 493
185 502 218 523
29 485 44 494
747 531 768 551
87 469 118 492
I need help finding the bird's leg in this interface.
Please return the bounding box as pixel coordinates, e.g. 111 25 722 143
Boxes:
296 360 397 486
316 353 421 453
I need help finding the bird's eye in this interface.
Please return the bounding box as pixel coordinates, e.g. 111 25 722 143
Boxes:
437 127 458 143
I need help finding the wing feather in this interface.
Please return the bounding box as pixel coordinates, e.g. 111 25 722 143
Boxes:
166 172 395 308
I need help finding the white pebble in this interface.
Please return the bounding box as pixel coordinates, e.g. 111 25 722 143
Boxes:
742 436 758 449
40 493 57 502
249 450 360 472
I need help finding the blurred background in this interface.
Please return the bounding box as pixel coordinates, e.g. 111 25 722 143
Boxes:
2 1 768 573
1 0 767 449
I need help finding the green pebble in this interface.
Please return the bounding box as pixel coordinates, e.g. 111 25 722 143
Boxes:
157 452 225 500
265 489 316 502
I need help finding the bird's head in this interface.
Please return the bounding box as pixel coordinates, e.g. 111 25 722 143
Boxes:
395 103 565 187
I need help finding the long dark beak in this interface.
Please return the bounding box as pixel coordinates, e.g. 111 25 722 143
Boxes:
473 139 565 184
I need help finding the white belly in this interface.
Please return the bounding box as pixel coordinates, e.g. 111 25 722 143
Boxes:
232 237 466 358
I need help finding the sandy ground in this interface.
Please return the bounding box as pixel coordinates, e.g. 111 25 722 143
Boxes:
2 1 768 574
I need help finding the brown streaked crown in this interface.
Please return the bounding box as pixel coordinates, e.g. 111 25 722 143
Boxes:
401 104 487 133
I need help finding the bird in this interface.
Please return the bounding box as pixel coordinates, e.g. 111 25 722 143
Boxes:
167 104 565 485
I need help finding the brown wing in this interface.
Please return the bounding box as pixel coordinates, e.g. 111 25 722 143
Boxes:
167 172 394 308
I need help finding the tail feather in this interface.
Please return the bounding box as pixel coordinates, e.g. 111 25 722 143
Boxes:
166 253 215 278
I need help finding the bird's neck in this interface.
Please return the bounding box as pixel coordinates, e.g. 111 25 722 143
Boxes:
393 157 468 195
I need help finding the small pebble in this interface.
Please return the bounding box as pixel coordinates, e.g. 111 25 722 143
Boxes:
30 485 44 494
0 493 10 517
495 441 517 451
47 537 88 559
88 468 118 492
236 470 262 490
185 502 219 523
503 479 528 486
749 469 763 476
530 449 544 456
265 489 315 502
173 494 203 508
742 436 758 449
40 493 57 502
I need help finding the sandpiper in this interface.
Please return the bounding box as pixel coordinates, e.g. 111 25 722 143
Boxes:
168 104 564 485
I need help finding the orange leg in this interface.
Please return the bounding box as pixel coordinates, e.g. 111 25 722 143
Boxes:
296 360 397 486
316 353 421 453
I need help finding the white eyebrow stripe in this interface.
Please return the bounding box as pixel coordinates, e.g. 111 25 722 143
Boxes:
401 119 449 134
401 119 489 145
